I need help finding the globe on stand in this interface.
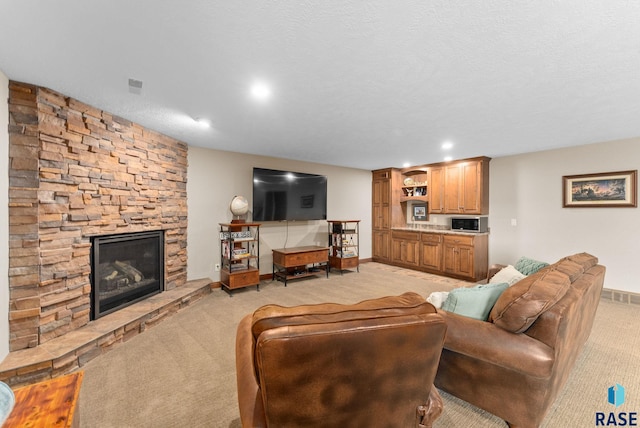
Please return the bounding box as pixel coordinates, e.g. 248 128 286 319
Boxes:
230 196 249 223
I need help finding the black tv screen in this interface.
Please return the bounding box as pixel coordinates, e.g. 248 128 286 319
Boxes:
252 168 327 221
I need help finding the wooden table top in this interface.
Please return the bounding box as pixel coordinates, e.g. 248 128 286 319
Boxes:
4 371 83 428
272 245 329 255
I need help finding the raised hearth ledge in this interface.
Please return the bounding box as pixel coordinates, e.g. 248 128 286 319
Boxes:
0 278 213 387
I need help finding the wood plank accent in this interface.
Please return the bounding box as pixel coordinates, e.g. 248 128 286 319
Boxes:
4 372 83 427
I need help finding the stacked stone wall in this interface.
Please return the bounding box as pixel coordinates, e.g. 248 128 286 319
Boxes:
8 81 188 351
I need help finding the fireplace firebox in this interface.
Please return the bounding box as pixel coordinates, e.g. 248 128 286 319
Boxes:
90 231 165 320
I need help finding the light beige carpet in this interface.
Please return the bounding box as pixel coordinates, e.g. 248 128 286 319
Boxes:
79 262 640 427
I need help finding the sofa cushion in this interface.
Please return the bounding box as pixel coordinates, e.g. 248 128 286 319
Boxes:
489 265 526 286
442 283 509 321
564 252 598 271
514 256 549 275
489 268 571 333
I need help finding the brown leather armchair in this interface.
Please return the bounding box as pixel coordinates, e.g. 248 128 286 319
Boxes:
235 292 447 427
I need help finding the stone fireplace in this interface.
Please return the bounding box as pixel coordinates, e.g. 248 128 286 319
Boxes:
7 82 188 352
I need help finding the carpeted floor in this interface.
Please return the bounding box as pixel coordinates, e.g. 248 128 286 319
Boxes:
79 262 640 427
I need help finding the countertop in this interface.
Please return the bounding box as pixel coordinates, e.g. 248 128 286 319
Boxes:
391 227 489 236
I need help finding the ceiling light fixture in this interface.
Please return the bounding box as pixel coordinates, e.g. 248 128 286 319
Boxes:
194 117 211 128
444 156 453 162
250 82 272 101
441 141 453 150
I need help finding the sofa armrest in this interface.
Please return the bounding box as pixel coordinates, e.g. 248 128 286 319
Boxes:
235 314 267 428
438 310 554 378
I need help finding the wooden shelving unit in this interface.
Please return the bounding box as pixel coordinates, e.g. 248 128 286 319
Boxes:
219 222 260 294
327 220 360 274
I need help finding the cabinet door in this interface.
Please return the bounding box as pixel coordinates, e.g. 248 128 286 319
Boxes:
404 239 420 266
428 167 444 213
372 230 390 261
444 164 462 213
443 236 475 278
391 234 420 267
372 179 390 229
420 241 442 271
461 161 481 213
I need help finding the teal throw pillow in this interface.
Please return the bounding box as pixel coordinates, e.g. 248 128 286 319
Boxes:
514 256 549 276
442 282 509 321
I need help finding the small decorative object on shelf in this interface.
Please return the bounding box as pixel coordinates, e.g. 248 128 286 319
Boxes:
229 195 249 223
327 220 360 274
219 222 260 294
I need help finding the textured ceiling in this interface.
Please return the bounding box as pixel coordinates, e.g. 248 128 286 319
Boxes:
1 1 639 170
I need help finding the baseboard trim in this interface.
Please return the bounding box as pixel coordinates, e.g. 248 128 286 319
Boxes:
601 288 640 305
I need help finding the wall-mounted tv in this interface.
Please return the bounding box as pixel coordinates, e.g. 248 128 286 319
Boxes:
252 168 327 222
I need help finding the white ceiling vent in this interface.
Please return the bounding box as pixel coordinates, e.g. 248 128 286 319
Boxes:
128 78 143 94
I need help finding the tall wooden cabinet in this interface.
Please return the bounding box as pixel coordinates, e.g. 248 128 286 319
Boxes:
371 168 402 263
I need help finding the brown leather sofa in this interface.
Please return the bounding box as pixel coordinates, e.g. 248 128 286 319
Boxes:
435 252 605 428
236 292 447 427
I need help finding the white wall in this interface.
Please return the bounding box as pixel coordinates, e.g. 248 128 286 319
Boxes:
489 138 640 293
0 72 10 359
186 147 372 281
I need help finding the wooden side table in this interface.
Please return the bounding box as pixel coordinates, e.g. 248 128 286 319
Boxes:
4 372 83 427
272 246 329 286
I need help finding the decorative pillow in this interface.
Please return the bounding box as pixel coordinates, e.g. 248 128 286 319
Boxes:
489 265 526 286
426 291 450 309
489 268 571 333
515 256 549 276
441 282 509 321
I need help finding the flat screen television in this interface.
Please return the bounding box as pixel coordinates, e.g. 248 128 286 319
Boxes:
252 168 327 222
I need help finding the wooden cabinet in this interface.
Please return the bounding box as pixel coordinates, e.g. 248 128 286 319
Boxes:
371 156 490 280
404 157 489 215
219 222 260 293
443 158 490 214
390 230 487 281
372 168 402 262
328 220 359 273
420 232 443 271
391 231 420 267
428 167 445 214
372 230 390 260
442 234 488 281
372 177 390 229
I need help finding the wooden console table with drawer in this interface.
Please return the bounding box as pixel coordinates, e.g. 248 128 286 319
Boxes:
272 246 329 286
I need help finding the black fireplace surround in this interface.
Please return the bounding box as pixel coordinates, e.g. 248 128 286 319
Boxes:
90 231 165 319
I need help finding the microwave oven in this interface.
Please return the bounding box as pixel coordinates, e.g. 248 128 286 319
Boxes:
451 217 488 233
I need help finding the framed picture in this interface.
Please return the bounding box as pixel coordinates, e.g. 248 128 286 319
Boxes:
562 170 637 208
413 203 427 221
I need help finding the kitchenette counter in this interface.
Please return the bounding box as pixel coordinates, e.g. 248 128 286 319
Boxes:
391 227 489 236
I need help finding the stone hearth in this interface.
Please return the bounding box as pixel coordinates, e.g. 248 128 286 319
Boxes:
0 278 211 387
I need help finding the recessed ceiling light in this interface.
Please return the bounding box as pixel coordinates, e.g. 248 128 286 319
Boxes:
442 141 453 150
402 162 411 168
444 156 453 162
250 82 271 101
194 117 211 128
